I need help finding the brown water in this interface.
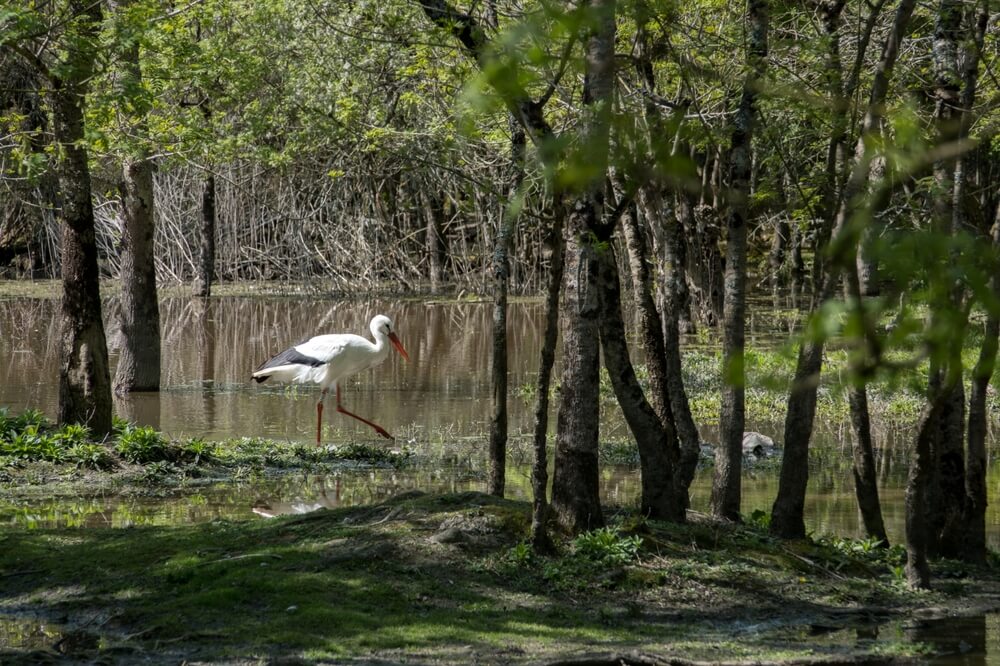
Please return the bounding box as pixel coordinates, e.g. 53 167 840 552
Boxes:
0 293 998 547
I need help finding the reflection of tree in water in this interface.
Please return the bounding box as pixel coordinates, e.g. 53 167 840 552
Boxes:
905 614 988 665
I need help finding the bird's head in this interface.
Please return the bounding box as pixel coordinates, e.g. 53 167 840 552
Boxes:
372 314 410 362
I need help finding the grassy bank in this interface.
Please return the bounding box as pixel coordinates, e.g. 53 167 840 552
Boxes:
3 491 999 664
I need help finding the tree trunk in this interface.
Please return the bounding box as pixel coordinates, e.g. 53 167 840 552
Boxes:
597 238 683 521
634 187 701 498
711 0 767 522
848 384 889 545
906 394 946 589
530 198 565 552
114 153 161 394
192 169 216 298
51 3 113 437
959 1 992 566
924 0 967 560
550 0 616 534
964 215 997 564
488 122 525 497
422 189 448 293
771 0 916 540
550 206 604 533
110 11 160 395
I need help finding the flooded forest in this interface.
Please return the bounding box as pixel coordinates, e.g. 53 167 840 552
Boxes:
3 0 1000 663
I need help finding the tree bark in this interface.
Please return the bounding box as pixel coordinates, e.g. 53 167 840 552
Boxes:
550 0 617 533
633 187 701 498
192 169 216 298
51 1 113 437
422 189 448 293
111 12 161 395
958 0 991 566
488 121 525 497
530 198 565 552
771 0 916 539
597 237 684 521
711 0 767 522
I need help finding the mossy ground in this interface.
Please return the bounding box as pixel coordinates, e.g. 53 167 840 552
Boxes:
1 491 998 664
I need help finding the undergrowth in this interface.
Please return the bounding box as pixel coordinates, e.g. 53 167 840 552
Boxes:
0 407 410 473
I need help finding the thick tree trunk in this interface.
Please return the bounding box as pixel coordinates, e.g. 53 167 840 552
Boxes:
550 0 616 533
924 0 967 560
488 122 525 497
110 0 160 397
550 208 604 532
530 199 565 552
906 395 946 589
848 385 889 545
51 6 113 437
711 0 767 522
114 154 161 394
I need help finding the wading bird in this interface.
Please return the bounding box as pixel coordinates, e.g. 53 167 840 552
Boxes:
251 314 409 443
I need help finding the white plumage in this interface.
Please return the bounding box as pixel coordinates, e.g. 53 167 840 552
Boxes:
252 314 409 443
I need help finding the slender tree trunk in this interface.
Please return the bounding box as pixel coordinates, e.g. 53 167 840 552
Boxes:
906 394 945 589
192 170 216 297
111 12 160 395
597 238 683 521
964 237 997 564
192 100 215 298
550 0 616 534
530 199 565 552
422 189 448 293
711 0 767 522
771 0 916 539
488 122 525 497
634 187 701 497
958 0 991 566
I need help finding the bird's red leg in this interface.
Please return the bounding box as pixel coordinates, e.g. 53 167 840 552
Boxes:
316 388 328 446
335 385 393 440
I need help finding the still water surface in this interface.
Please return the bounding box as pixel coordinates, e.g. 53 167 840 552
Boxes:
0 294 997 547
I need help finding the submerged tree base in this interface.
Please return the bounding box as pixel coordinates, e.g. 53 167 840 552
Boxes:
1 490 998 664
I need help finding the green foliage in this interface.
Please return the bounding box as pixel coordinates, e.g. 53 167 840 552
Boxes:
572 527 643 566
114 425 169 464
65 443 114 470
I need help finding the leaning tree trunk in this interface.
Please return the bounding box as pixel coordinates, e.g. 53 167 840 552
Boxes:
634 186 701 497
711 0 768 522
488 121 525 497
597 238 684 522
51 4 113 437
550 0 617 534
111 11 161 394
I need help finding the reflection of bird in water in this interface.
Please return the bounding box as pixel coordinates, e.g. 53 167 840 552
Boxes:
251 315 409 443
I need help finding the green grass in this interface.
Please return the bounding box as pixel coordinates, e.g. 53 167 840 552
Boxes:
0 491 972 663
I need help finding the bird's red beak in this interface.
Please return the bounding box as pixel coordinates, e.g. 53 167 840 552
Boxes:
389 332 410 362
